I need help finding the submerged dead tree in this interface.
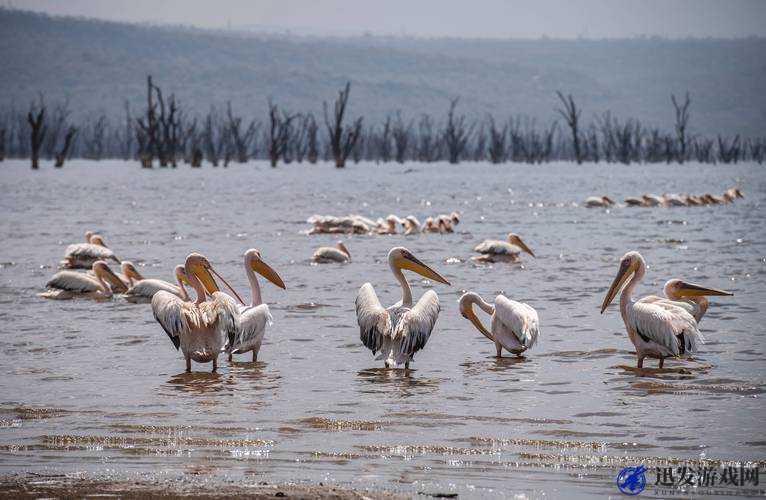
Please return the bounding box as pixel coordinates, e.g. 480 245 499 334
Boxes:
556 91 583 164
226 101 258 163
267 101 296 167
27 97 47 169
324 82 362 168
671 92 691 164
135 75 159 168
54 126 77 167
392 112 412 163
487 115 509 164
443 98 473 164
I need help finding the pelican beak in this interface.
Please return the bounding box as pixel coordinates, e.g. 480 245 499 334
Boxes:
676 281 733 297
99 265 127 293
251 259 286 289
600 260 634 314
193 264 246 306
400 253 450 285
462 305 491 338
511 236 536 258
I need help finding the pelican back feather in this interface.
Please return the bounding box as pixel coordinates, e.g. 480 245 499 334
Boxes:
356 283 391 354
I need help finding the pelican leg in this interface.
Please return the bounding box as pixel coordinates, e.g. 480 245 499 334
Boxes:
185 356 191 373
496 343 503 358
659 358 664 369
252 350 257 362
228 353 233 362
637 356 644 369
212 357 218 373
404 361 410 370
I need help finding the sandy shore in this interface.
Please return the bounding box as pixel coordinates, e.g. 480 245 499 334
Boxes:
0 474 411 499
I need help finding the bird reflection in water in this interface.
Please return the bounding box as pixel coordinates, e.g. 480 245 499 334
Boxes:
356 367 440 398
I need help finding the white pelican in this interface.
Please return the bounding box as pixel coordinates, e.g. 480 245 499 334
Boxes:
356 247 450 368
152 253 244 372
458 292 539 357
584 196 616 208
422 217 439 233
437 218 453 233
436 212 460 226
642 194 662 207
684 195 703 206
61 234 120 269
624 197 644 207
661 194 687 207
123 263 190 303
403 216 421 235
377 215 405 235
39 260 123 300
660 279 733 322
472 233 535 263
725 187 744 199
600 251 723 369
702 193 723 205
227 249 286 362
313 241 351 263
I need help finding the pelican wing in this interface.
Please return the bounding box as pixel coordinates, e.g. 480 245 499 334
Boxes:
231 304 272 353
356 283 391 354
46 271 101 292
631 297 702 356
151 290 186 350
474 240 516 255
65 243 118 262
205 292 241 350
125 279 181 301
395 290 440 359
493 295 539 349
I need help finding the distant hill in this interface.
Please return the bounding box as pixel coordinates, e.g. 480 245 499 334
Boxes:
1 8 764 136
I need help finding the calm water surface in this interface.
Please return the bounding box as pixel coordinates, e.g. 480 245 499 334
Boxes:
0 160 764 498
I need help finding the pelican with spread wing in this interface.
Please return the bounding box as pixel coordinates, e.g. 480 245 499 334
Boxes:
227 249 286 362
458 292 539 356
472 232 535 263
600 251 729 368
356 247 450 368
151 253 244 372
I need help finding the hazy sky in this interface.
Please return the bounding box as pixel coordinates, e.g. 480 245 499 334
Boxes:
12 0 766 38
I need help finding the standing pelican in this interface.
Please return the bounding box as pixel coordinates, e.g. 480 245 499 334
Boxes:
458 292 539 357
313 241 351 263
39 260 122 300
584 196 616 208
123 264 190 303
356 247 450 368
61 234 120 269
227 249 286 362
152 253 243 372
600 251 726 369
660 279 733 322
472 233 535 263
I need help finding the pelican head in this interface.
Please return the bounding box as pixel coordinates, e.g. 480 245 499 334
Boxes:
458 292 491 337
336 241 351 259
600 251 645 313
507 233 535 258
450 211 461 224
85 230 94 242
663 279 733 299
388 247 450 285
120 261 144 284
90 234 107 247
92 260 125 293
174 264 191 286
244 248 286 289
185 253 245 304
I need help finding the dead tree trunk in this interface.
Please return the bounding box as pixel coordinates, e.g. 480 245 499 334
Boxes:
487 115 509 164
443 98 473 164
27 98 47 170
306 114 319 164
54 126 77 167
267 101 296 167
0 128 6 161
323 82 362 168
392 112 412 163
135 75 159 168
555 91 582 164
671 92 691 164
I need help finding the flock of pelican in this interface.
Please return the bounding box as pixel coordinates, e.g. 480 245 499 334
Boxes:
585 187 744 208
308 212 460 235
40 224 733 373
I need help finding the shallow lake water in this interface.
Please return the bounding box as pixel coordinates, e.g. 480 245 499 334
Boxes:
0 159 764 498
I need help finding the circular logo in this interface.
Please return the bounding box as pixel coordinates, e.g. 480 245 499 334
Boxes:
616 465 647 496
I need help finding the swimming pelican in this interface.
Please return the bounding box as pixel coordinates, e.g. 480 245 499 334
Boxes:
472 233 535 263
152 253 243 372
356 247 450 368
624 197 644 207
584 196 616 208
123 263 190 303
377 215 405 235
313 241 351 263
437 218 453 233
436 212 461 226
660 279 733 322
61 234 120 269
725 187 744 199
39 260 124 300
684 195 703 206
422 217 439 233
403 216 421 235
458 292 539 357
227 249 286 362
642 194 662 207
661 194 687 207
600 251 714 369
